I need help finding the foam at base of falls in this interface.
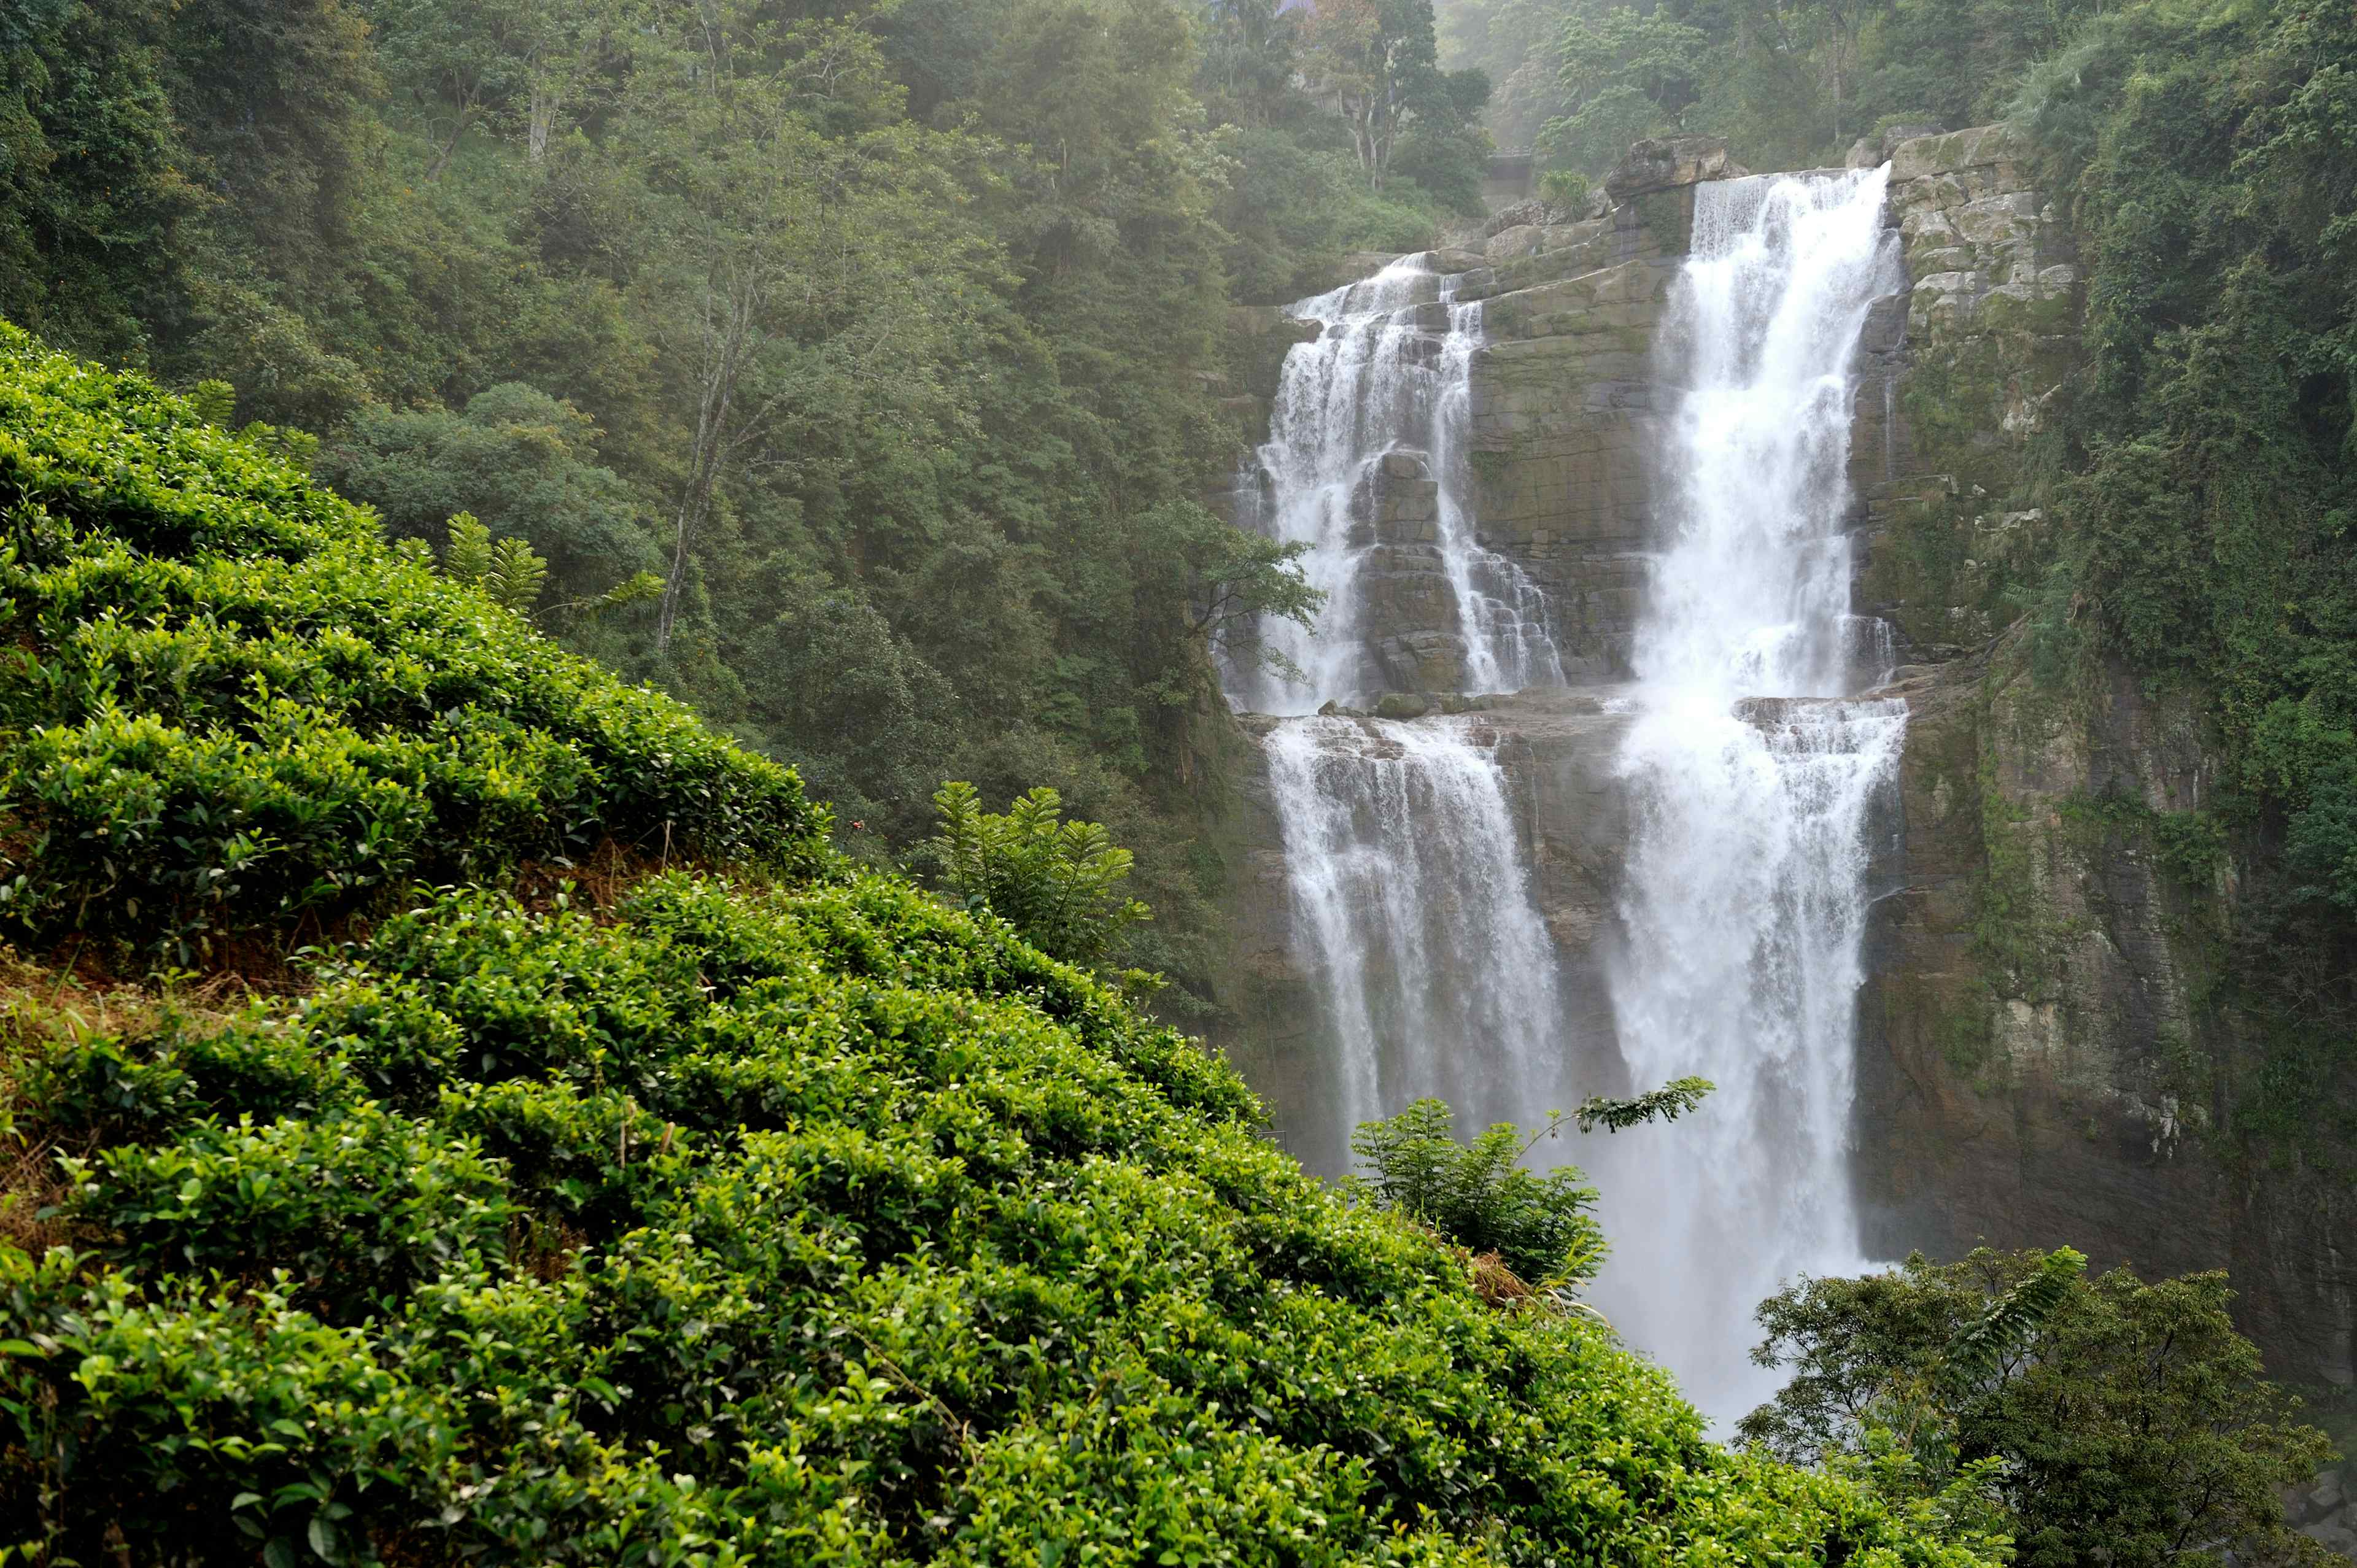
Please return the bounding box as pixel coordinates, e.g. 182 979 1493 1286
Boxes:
1590 695 1905 1414
1260 714 1563 1174
1593 166 1908 1423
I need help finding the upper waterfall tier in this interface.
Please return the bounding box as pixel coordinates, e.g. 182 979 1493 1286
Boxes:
1225 255 1566 715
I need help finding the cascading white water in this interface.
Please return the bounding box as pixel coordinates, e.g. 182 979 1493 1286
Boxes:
1261 716 1563 1173
1587 169 1907 1419
1233 256 1563 714
1230 254 1573 1173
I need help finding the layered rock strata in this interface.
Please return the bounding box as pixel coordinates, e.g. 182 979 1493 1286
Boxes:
1210 689 1633 1163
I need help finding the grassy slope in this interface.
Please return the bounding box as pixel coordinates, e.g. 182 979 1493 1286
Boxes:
0 325 1992 1566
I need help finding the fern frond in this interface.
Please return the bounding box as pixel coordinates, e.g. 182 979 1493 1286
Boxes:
540 570 664 623
1939 1246 2086 1393
188 379 238 427
485 535 549 611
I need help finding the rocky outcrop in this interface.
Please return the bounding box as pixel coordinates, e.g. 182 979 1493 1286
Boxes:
1357 450 1473 693
1859 644 2235 1282
1856 123 2081 658
1605 136 1751 201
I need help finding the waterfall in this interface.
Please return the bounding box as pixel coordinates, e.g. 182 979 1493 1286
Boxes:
1232 255 1563 714
1233 253 1573 1174
1587 169 1907 1419
1261 716 1563 1173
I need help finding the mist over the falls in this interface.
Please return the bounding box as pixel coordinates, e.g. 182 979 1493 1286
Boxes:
1228 171 1914 1421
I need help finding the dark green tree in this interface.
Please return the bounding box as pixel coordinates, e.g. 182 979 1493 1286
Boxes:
1541 6 1707 174
319 382 662 605
1742 1249 2336 1568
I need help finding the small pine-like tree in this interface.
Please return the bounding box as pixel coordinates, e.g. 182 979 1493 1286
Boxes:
1350 1078 1713 1292
927 781 1150 970
439 512 548 612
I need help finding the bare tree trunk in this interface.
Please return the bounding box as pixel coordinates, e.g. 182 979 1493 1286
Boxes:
528 87 561 164
426 96 478 182
656 269 757 658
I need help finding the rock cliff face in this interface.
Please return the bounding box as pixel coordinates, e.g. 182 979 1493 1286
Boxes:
1212 128 2357 1434
1845 128 2355 1413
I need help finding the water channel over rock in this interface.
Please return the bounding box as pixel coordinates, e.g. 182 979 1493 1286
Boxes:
1225 174 1910 1417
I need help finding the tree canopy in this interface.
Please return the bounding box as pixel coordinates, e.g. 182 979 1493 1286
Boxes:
1743 1249 2334 1567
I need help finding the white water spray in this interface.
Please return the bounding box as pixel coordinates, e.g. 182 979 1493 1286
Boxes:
1589 169 1908 1420
1233 257 1563 713
1231 255 1573 1173
1261 716 1564 1173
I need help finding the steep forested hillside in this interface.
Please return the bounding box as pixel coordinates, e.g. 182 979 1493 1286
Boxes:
0 0 1496 1007
0 334 1999 1566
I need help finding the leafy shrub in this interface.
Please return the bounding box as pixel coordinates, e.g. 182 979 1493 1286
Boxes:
0 878 1999 1564
0 328 829 954
1536 169 1590 214
1350 1080 1711 1289
1350 1099 1606 1288
927 781 1151 970
83 1103 516 1318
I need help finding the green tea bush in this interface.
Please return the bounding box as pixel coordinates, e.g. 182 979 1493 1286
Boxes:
0 327 827 956
0 329 1994 1564
0 877 2003 1566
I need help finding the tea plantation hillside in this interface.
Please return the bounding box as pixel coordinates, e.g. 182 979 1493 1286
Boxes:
0 329 1992 1565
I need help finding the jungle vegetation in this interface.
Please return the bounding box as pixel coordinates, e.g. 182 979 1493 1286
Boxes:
0 323 2003 1568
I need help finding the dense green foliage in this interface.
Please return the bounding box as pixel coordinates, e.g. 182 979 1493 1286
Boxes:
0 329 823 959
0 0 1498 1010
1742 1250 2334 1568
0 337 2003 1567
1438 0 2102 170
